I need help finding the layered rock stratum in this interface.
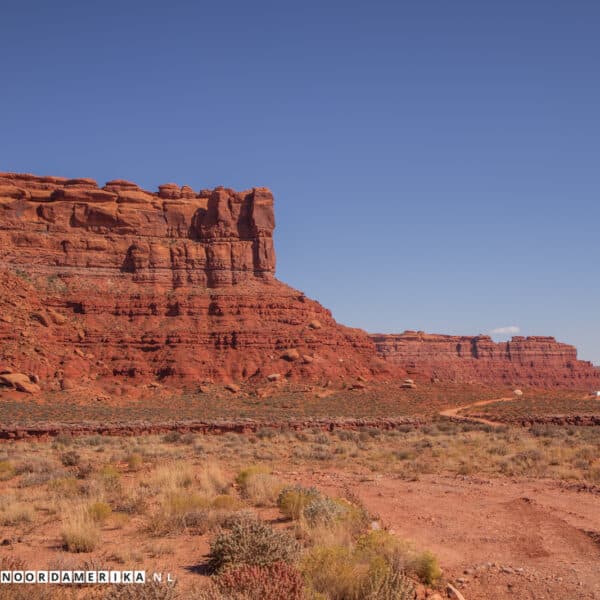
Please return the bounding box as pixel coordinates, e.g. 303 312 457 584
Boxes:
0 172 382 392
0 171 597 394
371 331 600 388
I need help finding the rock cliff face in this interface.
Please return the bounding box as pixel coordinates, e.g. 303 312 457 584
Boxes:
0 172 382 391
1 171 597 394
371 331 600 388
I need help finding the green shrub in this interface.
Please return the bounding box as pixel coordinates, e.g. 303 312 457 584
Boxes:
303 496 347 527
410 550 441 585
235 465 270 489
357 530 441 585
302 545 367 600
208 516 300 573
277 485 321 520
363 561 416 600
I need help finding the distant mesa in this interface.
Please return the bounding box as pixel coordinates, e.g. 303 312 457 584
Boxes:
0 171 597 395
370 331 600 388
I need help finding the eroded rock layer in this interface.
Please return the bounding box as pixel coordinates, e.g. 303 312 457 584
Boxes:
371 331 600 387
0 172 384 392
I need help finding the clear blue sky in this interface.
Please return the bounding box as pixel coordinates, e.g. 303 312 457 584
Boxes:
2 1 599 363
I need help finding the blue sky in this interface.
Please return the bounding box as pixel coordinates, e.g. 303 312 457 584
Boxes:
2 1 599 363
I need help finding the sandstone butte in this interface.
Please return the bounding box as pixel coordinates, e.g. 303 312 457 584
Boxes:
0 171 598 395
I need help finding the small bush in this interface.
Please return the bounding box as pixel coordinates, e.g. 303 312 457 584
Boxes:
214 562 304 600
126 453 143 471
88 501 112 523
60 450 81 467
239 470 284 507
302 545 367 600
0 460 15 481
236 465 270 489
211 495 244 511
197 463 229 496
162 431 181 443
277 485 321 520
0 503 33 526
49 476 81 497
208 516 300 572
99 464 121 493
410 550 441 585
303 496 347 527
358 530 441 586
61 510 100 553
146 493 211 536
102 580 178 600
363 560 415 600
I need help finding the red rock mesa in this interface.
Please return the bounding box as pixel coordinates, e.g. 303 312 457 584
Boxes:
0 172 597 394
371 331 600 388
0 172 382 392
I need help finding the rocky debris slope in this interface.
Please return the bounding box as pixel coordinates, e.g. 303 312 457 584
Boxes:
0 172 385 393
371 331 600 388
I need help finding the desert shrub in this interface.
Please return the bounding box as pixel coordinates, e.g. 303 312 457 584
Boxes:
256 428 277 439
214 562 304 600
303 496 348 527
192 585 238 600
147 464 193 494
277 485 321 520
197 462 229 496
82 435 105 447
336 429 358 442
358 530 441 586
409 550 441 585
60 450 81 467
76 462 94 479
49 476 82 497
302 545 367 600
146 492 210 536
303 533 423 599
0 558 64 599
236 465 270 489
363 560 416 600
18 471 54 487
0 502 33 526
61 509 100 552
99 464 122 493
208 515 300 572
0 460 15 481
115 488 148 515
126 453 143 471
162 431 182 443
14 458 54 475
102 580 178 600
237 467 283 506
211 495 244 510
88 501 112 523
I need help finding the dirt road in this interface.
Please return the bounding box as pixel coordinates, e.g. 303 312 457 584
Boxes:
439 396 516 426
291 469 600 600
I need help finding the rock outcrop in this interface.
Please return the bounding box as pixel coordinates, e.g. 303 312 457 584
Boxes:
1 171 597 394
0 172 384 392
371 331 600 388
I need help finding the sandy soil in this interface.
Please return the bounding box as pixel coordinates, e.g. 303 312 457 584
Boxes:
286 468 600 600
